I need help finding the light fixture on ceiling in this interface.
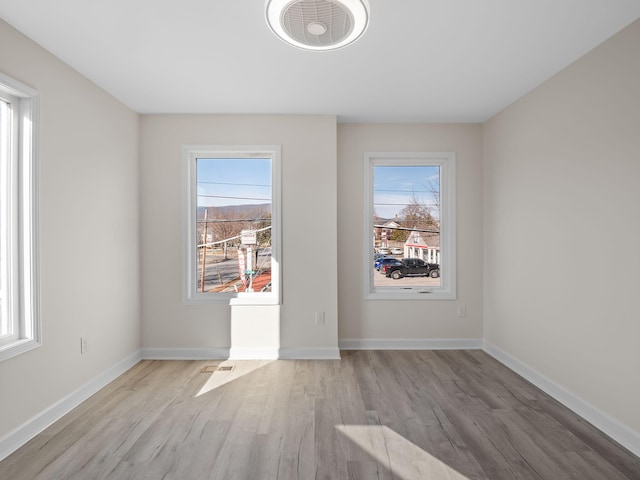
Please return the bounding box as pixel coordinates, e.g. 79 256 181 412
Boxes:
265 0 370 51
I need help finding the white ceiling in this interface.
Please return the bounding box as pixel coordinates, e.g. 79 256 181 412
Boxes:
1 0 639 122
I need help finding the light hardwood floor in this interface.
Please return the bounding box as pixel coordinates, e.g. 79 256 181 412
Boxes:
1 350 639 479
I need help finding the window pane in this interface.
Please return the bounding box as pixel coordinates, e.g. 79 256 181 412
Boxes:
0 100 9 335
195 157 272 294
0 73 42 360
372 165 441 288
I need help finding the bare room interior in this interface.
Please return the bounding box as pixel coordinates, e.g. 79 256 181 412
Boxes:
0 1 639 479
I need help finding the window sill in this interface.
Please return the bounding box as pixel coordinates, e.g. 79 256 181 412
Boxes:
184 292 280 306
0 338 42 362
229 294 280 306
366 289 456 301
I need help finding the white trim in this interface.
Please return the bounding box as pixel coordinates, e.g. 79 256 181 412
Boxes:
483 341 640 458
181 145 281 306
279 347 341 360
141 347 341 360
364 152 456 301
339 338 483 350
141 347 230 360
0 350 141 462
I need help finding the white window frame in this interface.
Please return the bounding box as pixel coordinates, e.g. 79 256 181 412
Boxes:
182 145 281 305
0 72 41 362
364 152 456 300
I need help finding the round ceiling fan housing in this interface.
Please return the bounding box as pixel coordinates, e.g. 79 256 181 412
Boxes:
266 0 370 51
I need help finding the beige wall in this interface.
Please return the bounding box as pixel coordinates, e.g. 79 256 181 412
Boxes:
139 115 338 354
0 20 140 436
140 118 484 352
483 20 640 432
337 123 484 341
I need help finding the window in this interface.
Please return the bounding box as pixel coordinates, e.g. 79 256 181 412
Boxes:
0 72 41 362
365 152 456 300
183 145 281 305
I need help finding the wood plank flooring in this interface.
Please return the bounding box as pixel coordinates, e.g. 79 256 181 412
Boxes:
1 350 638 479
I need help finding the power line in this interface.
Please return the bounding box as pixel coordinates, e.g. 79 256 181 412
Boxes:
197 225 272 248
374 189 436 193
198 181 270 187
373 224 440 234
197 194 271 201
374 202 438 206
197 218 271 223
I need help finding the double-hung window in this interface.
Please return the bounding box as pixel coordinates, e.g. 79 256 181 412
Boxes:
365 152 456 300
0 72 41 361
183 145 281 305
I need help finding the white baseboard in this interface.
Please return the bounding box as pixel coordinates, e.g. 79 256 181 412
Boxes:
339 338 483 350
279 347 341 360
141 347 230 360
0 350 142 462
483 341 640 458
142 346 341 360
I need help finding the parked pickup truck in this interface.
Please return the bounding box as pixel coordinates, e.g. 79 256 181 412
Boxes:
382 258 440 279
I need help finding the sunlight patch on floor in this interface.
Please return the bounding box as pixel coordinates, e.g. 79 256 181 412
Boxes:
336 424 469 480
196 359 274 397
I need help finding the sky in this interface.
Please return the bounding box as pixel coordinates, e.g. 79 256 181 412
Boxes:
197 157 272 208
373 165 440 220
195 158 438 220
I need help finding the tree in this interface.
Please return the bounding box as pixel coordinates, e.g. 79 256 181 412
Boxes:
425 178 440 219
398 193 437 241
245 206 271 246
210 208 242 248
389 226 406 242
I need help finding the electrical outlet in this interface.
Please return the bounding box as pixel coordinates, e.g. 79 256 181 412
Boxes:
315 311 325 326
457 304 467 318
81 337 88 354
